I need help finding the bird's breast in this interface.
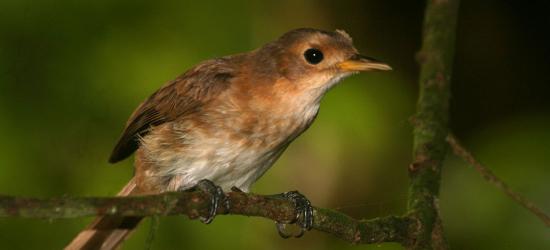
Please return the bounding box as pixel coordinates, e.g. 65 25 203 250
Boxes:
138 98 320 192
140 85 319 191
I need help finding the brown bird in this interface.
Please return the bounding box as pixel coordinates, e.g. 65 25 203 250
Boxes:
66 28 391 249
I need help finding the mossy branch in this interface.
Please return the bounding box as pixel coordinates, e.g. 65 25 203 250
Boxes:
407 0 460 249
0 191 415 245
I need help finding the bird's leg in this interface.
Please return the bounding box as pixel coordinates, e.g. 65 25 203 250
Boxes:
273 191 314 238
185 179 229 224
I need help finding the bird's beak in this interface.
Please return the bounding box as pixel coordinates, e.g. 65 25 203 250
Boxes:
338 54 392 72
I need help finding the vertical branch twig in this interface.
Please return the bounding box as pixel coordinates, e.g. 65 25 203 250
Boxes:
408 0 460 249
145 216 160 250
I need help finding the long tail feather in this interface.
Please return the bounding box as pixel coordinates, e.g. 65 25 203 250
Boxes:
65 179 143 250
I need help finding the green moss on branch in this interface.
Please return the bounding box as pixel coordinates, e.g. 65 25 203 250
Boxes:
407 0 460 249
0 191 413 245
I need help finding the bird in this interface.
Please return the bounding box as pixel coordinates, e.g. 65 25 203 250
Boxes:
65 28 391 250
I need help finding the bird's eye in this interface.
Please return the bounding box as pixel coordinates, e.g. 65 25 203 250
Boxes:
303 48 324 64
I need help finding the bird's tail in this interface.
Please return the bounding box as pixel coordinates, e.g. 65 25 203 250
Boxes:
65 178 143 250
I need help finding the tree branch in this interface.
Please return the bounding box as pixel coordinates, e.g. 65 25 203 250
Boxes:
446 134 550 227
0 191 415 245
407 0 460 249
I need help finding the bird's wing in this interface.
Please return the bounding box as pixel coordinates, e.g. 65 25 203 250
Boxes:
108 58 236 163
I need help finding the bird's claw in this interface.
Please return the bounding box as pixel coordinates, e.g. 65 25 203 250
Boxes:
193 179 229 224
275 191 313 238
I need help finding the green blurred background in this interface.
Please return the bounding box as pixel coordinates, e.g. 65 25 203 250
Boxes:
0 0 548 249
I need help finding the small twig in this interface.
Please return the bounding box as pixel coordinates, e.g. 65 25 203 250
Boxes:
446 134 550 227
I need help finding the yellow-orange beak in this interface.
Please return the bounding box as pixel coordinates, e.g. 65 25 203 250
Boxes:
338 54 392 72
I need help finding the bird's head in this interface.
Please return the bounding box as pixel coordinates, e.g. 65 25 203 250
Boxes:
251 28 391 95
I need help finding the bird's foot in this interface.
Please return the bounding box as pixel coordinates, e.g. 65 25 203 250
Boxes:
274 191 314 238
188 179 229 224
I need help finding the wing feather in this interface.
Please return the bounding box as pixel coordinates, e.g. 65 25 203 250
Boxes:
108 58 236 163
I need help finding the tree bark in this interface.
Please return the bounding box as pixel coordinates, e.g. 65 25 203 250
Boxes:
0 192 414 245
407 0 460 249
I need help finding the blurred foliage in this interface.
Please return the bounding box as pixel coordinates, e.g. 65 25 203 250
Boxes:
0 0 548 249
